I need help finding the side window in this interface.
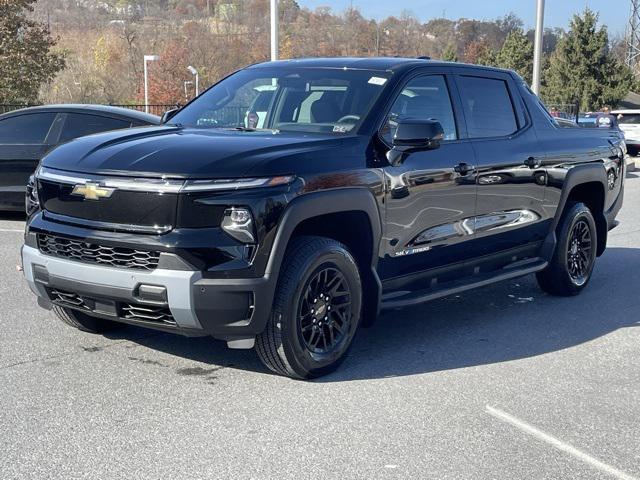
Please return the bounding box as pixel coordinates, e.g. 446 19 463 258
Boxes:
456 76 518 138
0 113 57 144
59 114 131 143
382 75 457 144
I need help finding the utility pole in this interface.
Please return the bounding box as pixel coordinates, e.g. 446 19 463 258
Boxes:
143 54 159 114
627 0 640 74
532 0 545 95
270 0 278 61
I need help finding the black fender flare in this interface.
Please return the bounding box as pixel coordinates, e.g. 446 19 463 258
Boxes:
265 188 383 325
542 163 608 260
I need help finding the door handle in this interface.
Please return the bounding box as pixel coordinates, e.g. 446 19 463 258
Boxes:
524 156 542 168
454 162 475 175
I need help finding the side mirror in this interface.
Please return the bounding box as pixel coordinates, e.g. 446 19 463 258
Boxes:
388 118 445 166
160 107 180 124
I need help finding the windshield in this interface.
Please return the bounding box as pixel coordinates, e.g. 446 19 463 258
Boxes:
170 67 391 134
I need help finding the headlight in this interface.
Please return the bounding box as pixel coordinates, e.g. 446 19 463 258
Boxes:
221 207 255 243
25 174 39 216
182 176 293 192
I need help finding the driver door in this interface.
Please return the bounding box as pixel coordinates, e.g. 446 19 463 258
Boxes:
378 73 478 288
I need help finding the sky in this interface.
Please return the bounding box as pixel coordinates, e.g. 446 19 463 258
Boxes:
297 0 628 36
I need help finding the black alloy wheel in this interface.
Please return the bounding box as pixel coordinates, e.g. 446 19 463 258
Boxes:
256 236 362 379
536 201 597 296
566 219 592 286
299 266 352 354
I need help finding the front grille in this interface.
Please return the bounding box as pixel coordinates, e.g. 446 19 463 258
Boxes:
38 178 178 232
121 303 176 325
38 233 160 271
48 288 176 327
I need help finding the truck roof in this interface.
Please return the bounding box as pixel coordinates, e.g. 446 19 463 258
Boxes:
249 57 514 75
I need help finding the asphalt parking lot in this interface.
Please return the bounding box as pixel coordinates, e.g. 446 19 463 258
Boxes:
1 173 640 480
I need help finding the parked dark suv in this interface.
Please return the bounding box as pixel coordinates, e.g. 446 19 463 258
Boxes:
0 105 159 211
22 58 625 378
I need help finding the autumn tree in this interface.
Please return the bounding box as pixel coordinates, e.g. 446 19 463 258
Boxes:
0 0 65 103
464 41 495 65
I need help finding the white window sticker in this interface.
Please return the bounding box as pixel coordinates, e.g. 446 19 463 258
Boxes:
368 76 387 86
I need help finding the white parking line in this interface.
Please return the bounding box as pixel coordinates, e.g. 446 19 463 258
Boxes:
0 228 24 233
486 405 638 480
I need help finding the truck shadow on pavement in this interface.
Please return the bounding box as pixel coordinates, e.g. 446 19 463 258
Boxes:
0 211 26 222
107 246 640 381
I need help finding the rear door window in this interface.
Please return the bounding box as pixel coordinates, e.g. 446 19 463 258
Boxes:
0 113 57 144
59 114 131 143
456 76 518 138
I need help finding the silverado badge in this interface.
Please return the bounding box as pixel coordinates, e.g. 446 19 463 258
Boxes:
71 182 115 200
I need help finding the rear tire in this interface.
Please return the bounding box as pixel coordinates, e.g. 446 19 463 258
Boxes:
256 236 362 379
536 202 597 296
53 306 123 334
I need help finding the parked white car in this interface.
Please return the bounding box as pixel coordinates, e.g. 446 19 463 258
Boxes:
612 109 640 156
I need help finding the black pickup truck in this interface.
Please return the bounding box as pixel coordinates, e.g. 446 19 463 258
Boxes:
22 58 625 379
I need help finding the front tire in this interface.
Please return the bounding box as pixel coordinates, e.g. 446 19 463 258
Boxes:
53 306 123 333
256 236 362 379
536 202 597 296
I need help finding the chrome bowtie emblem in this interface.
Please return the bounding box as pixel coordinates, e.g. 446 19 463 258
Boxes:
71 182 115 200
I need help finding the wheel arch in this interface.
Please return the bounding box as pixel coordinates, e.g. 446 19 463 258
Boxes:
266 188 383 326
546 164 608 258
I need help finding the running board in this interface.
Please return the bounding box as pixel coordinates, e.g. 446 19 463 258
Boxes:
381 259 548 310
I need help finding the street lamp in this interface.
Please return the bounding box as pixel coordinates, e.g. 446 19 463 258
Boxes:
183 80 194 102
187 65 199 97
532 0 545 95
143 54 159 114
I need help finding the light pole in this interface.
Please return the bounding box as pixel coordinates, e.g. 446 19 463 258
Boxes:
187 65 199 96
143 54 159 114
532 0 545 95
270 0 278 61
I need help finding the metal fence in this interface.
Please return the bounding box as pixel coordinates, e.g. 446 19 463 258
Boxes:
546 103 580 122
0 104 179 116
108 104 180 116
0 104 38 114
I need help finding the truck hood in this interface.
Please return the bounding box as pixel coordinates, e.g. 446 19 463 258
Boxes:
41 126 346 178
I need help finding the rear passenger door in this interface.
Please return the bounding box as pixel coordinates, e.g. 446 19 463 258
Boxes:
0 112 59 207
452 70 548 261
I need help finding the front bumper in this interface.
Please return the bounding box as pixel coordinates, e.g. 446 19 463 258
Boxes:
22 244 274 342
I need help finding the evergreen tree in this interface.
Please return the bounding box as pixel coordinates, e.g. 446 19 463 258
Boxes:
495 28 533 83
0 0 65 104
543 8 633 110
441 44 458 62
475 46 497 67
